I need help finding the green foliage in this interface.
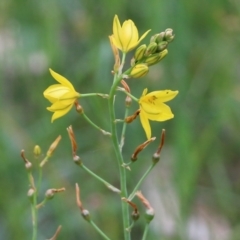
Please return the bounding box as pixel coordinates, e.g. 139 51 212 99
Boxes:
1 0 240 239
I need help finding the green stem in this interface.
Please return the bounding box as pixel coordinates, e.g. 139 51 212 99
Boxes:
141 223 150 240
108 53 130 240
82 112 111 136
89 220 111 240
80 93 109 98
31 189 38 240
80 163 120 193
118 89 139 102
119 107 129 152
128 163 155 201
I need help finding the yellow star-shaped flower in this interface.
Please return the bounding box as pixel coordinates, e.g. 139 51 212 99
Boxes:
43 69 80 122
139 88 178 139
111 15 151 53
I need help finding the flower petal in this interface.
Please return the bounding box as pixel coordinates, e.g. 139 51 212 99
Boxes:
51 104 73 122
47 101 72 111
112 15 123 50
43 84 70 103
142 103 174 121
147 90 179 103
49 69 75 90
139 111 151 140
138 29 151 44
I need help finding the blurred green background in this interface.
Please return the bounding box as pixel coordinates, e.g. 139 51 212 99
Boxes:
1 0 240 239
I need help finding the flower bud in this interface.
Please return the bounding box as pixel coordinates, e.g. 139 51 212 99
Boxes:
150 34 159 43
145 42 158 56
33 145 41 157
157 41 168 51
145 49 168 66
164 28 174 42
134 44 147 61
155 32 165 43
129 64 149 78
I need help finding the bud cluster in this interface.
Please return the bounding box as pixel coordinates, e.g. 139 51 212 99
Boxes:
129 28 175 77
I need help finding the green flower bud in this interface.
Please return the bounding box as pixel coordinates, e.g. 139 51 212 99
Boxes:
157 41 168 51
150 34 159 43
164 28 174 42
33 145 41 157
129 64 149 78
155 32 165 43
145 42 158 56
134 44 147 61
144 49 168 66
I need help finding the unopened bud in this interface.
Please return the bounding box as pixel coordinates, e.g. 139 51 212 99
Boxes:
129 64 149 78
33 145 41 157
157 41 168 51
164 28 174 42
82 209 91 221
155 32 165 43
134 44 147 61
145 42 158 56
150 34 159 43
145 49 168 66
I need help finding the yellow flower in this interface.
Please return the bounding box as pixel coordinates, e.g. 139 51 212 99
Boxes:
43 69 80 122
139 88 178 139
111 15 151 53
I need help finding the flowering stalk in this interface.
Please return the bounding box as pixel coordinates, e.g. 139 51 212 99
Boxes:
108 58 131 239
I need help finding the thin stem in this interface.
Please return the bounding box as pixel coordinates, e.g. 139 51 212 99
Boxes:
80 163 120 193
141 223 150 240
89 220 111 240
108 53 130 240
82 113 111 136
31 190 38 240
128 163 155 201
118 89 139 102
80 93 109 98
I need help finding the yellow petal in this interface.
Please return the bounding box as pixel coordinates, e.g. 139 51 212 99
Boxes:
138 29 151 44
49 69 75 90
142 103 174 121
139 111 151 140
47 101 72 111
146 90 179 103
51 104 73 122
112 15 123 49
43 84 70 103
